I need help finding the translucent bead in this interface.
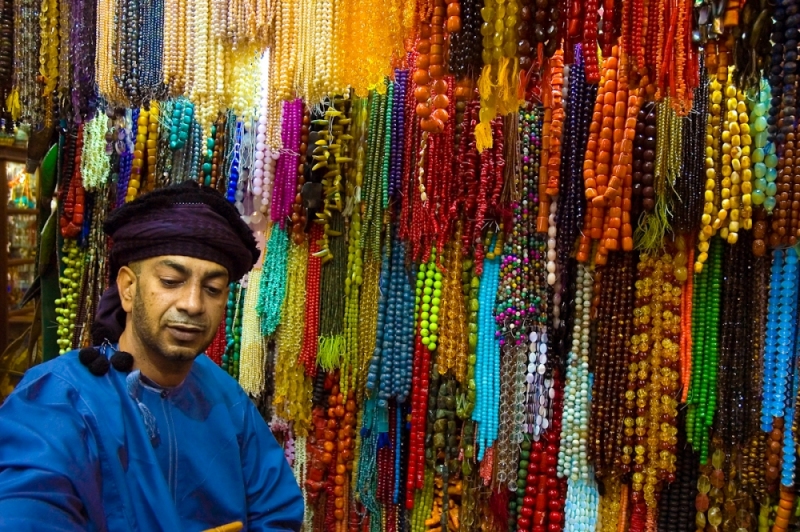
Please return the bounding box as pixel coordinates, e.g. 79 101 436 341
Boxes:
697 475 711 493
765 153 778 167
708 507 722 527
712 449 724 469
766 181 778 196
695 512 707 529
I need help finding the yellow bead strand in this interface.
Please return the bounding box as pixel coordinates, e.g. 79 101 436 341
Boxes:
273 240 310 430
696 66 724 273
223 42 261 119
239 269 266 395
274 0 298 100
598 478 622 532
357 260 381 399
95 0 120 101
126 109 149 203
144 102 160 193
739 88 754 232
39 0 59 127
335 0 409 97
266 49 283 149
437 231 468 380
714 71 735 241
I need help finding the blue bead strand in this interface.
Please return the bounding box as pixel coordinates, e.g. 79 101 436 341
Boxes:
376 246 393 407
397 238 415 402
378 231 415 403
563 474 599 532
474 248 501 460
778 248 799 486
226 121 242 203
762 250 784 430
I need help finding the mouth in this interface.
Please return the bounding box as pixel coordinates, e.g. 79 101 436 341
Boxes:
166 325 205 342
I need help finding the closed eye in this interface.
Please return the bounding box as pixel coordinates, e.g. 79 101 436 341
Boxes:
205 285 225 296
161 278 182 288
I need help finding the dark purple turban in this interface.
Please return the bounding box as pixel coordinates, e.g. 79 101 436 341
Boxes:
91 181 260 345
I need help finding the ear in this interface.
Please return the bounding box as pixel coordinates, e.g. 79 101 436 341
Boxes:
116 266 138 313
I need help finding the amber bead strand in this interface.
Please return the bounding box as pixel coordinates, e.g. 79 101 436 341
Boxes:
577 61 607 261
544 49 564 198
765 417 784 492
623 250 685 529
437 231 468 380
771 129 800 246
589 250 636 477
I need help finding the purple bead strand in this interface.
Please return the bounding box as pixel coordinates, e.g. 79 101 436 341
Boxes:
389 70 408 200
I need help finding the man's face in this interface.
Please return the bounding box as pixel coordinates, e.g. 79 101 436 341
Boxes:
122 255 229 363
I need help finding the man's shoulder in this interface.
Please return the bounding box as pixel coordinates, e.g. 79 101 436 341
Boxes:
17 350 89 389
9 349 116 406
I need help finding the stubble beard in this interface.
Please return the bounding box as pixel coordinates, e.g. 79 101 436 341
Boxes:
131 294 201 369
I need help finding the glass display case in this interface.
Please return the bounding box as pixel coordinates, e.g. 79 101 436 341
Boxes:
0 146 36 352
7 161 36 307
0 140 42 402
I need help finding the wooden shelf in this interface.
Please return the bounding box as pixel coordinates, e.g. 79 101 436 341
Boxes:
7 258 34 267
8 303 33 325
0 145 27 161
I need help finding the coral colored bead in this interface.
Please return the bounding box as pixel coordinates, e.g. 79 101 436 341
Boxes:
431 108 449 123
446 16 461 32
414 86 431 103
413 69 430 85
432 93 449 109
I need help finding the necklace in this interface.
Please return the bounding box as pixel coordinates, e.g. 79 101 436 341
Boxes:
39 0 59 126
256 225 289 336
686 236 723 463
238 269 265 395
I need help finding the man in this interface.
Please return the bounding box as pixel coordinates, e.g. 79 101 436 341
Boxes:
0 181 303 531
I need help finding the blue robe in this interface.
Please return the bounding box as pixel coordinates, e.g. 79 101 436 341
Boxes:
0 346 304 531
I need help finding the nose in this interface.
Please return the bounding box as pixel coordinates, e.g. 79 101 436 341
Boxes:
175 282 205 316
